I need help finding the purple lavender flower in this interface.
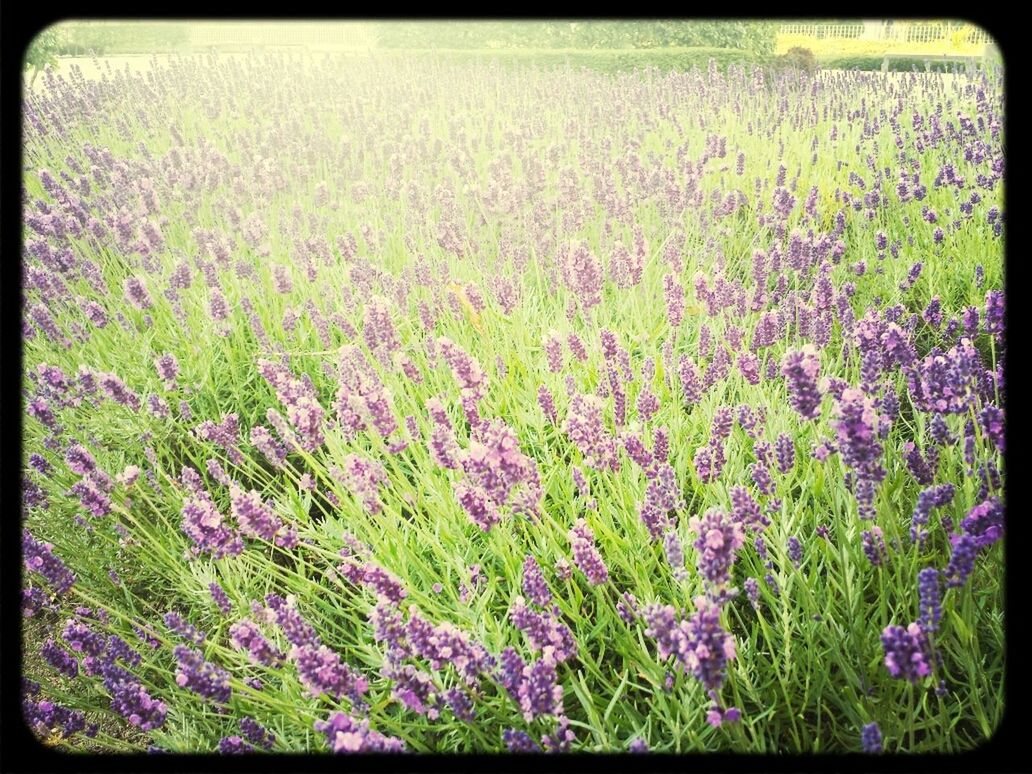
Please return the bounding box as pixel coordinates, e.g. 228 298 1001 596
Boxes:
775 433 795 475
861 722 882 753
123 277 153 310
42 639 79 678
568 519 608 585
240 717 275 750
832 388 886 482
960 497 1003 548
563 394 619 472
218 736 253 754
292 642 369 701
861 527 887 566
979 405 1004 452
164 611 206 645
786 536 803 568
230 484 295 546
678 356 703 406
522 556 552 608
560 240 604 312
910 483 954 545
537 385 558 424
336 454 388 515
943 534 978 588
180 490 243 559
503 728 541 753
688 507 745 587
315 712 405 753
229 620 286 667
543 331 564 373
517 652 564 722
881 623 931 683
23 530 76 594
174 645 232 703
917 567 941 634
781 345 822 420
643 596 736 696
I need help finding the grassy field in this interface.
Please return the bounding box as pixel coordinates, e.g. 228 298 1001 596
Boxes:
21 52 1004 755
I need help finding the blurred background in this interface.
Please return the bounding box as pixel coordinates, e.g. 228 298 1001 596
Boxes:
25 20 1000 88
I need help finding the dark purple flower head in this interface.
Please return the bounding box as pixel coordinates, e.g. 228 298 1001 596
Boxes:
522 556 552 608
230 619 286 667
240 717 275 750
881 623 931 683
960 497 1003 548
917 567 941 634
174 645 231 704
861 722 882 753
23 530 76 594
503 728 541 753
781 345 822 420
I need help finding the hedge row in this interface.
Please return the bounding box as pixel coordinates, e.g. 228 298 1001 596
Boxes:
363 47 774 73
818 55 981 72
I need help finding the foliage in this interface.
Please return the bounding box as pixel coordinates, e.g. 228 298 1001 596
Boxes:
371 47 772 74
373 21 776 54
53 22 191 56
25 26 63 72
775 47 817 74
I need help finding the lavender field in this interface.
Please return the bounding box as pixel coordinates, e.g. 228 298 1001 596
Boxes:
20 52 1004 754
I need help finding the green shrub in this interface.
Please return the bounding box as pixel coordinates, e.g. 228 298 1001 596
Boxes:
371 47 771 74
777 47 817 74
820 55 977 72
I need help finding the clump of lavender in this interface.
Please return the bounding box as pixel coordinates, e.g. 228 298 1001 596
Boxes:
775 433 795 475
906 338 983 415
781 345 823 420
503 729 541 753
568 519 608 585
832 388 887 484
174 645 232 704
229 484 297 548
537 385 557 424
336 454 389 515
153 353 180 389
678 356 703 406
638 462 685 539
560 240 604 312
209 583 232 615
314 712 405 753
229 620 286 667
181 489 244 559
522 556 552 608
960 497 1003 548
563 394 619 472
23 530 76 594
642 596 738 722
688 507 745 588
164 611 206 645
437 337 489 427
335 345 398 440
881 623 931 683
